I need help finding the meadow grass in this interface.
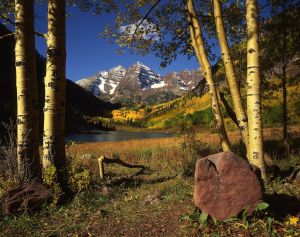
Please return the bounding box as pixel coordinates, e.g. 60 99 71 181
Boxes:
0 127 300 236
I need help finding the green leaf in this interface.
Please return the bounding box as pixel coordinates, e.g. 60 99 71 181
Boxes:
267 217 273 232
224 217 239 222
255 202 269 211
212 217 218 225
199 212 208 224
242 208 248 224
178 215 191 222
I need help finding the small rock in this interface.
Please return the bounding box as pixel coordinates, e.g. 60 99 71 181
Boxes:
194 151 264 221
141 192 161 205
2 180 51 215
99 186 110 196
95 209 109 217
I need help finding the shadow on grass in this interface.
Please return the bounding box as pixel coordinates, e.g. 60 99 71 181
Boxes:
231 136 300 160
106 174 177 189
264 136 300 159
266 193 300 219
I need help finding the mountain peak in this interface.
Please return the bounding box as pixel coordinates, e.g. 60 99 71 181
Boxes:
109 65 126 72
76 63 203 104
135 61 144 65
133 61 150 69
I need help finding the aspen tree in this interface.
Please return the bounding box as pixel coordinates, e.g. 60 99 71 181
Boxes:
186 0 231 151
15 0 41 181
246 0 266 180
213 0 249 154
43 0 68 189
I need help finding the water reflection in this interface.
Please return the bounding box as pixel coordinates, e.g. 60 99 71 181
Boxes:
66 131 174 143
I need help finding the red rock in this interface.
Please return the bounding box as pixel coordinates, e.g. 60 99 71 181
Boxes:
194 151 264 221
2 180 51 215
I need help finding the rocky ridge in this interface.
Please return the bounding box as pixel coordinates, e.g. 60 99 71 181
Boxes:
76 62 203 104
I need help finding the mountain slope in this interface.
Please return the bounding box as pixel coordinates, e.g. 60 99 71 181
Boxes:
76 65 126 101
76 62 203 104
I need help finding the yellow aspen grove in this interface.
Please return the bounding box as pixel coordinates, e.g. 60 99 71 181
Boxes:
43 0 68 188
15 0 41 181
213 0 249 154
246 0 266 180
186 0 231 152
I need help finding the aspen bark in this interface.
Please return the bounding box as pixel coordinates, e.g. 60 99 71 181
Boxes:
43 0 68 188
186 0 231 151
213 0 249 154
15 0 41 181
246 0 266 180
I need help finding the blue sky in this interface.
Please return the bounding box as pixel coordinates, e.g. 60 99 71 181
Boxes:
1 1 274 82
33 4 200 82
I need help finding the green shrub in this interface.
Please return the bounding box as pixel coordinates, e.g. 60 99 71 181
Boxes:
291 100 300 123
179 127 214 177
262 105 282 125
0 177 16 197
163 115 185 128
190 107 214 125
68 157 91 193
42 165 62 205
294 100 300 116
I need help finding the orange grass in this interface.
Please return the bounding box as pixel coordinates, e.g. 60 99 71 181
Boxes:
67 126 300 161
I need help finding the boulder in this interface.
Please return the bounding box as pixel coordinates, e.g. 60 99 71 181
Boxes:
2 180 51 215
194 151 264 221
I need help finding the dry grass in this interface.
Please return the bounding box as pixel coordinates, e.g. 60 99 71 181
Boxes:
68 126 300 159
1 126 300 236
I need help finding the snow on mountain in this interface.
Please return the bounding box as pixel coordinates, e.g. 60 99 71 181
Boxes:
151 80 167 89
76 62 203 103
130 61 163 90
76 76 102 97
76 65 127 97
109 65 126 81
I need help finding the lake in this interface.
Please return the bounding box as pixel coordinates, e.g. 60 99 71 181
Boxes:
66 131 175 143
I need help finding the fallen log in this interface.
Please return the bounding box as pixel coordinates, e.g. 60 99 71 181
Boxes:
98 155 146 179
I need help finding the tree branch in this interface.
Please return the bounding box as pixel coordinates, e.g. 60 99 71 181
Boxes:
0 14 14 25
131 0 161 43
0 32 15 41
219 92 239 127
34 31 46 38
0 14 46 38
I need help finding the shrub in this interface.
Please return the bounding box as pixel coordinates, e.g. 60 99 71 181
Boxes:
179 127 214 177
42 165 62 205
262 105 282 126
163 115 182 129
68 156 91 193
42 156 92 204
0 121 18 181
190 107 214 125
